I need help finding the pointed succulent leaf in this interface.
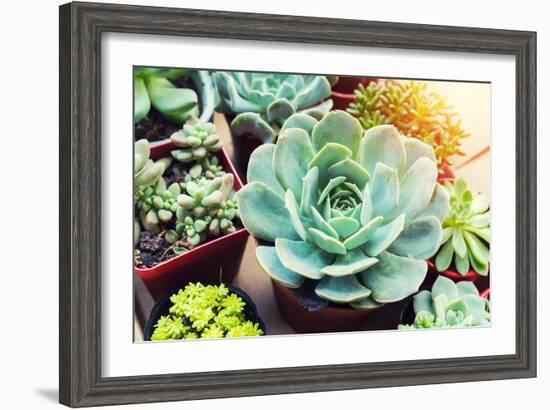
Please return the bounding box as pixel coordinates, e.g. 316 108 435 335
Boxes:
454 251 470 275
275 238 334 280
321 249 378 277
359 125 406 175
360 251 427 303
328 158 370 190
315 275 371 304
300 167 320 218
134 77 151 123
415 184 450 223
432 275 458 302
246 144 285 198
256 246 305 288
413 290 434 315
389 215 442 259
463 230 490 265
308 143 352 187
468 252 489 276
285 190 308 241
435 238 454 272
237 182 299 242
363 214 405 256
312 110 363 159
343 216 383 250
328 216 360 238
274 127 315 200
310 206 339 239
369 162 399 218
456 281 479 297
308 228 347 255
387 157 437 223
402 138 436 174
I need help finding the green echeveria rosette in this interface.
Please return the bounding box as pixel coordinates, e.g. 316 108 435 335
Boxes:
434 177 491 276
398 276 490 329
237 110 450 308
170 116 223 163
212 72 334 143
134 67 216 125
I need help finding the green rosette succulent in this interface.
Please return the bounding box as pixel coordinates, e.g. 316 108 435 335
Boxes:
212 72 333 142
170 116 223 163
134 67 216 125
238 110 450 307
136 176 180 233
435 177 490 276
398 276 490 329
163 174 240 247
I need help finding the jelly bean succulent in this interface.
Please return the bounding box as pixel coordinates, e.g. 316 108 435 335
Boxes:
238 110 450 307
347 81 470 168
398 276 490 329
435 177 490 276
134 67 215 125
151 283 264 341
213 72 333 143
170 116 223 163
163 174 240 248
136 177 181 233
134 139 167 190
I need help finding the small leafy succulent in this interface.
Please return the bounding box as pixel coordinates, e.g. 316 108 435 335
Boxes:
347 81 470 168
134 67 215 125
398 276 490 329
238 110 450 308
170 116 223 163
163 174 240 247
136 177 181 233
134 139 168 190
435 177 490 276
212 72 333 143
151 283 264 340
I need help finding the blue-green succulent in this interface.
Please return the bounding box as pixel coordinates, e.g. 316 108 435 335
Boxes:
398 275 490 329
170 116 223 163
238 110 450 307
212 72 333 142
435 177 490 276
134 67 216 125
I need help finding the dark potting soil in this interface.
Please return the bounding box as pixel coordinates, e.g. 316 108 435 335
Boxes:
134 76 202 143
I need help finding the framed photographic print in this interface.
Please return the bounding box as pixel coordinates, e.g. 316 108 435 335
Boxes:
59 1 537 407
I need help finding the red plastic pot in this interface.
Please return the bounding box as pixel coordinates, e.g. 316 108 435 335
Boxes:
271 280 379 333
135 142 249 300
437 162 456 184
331 77 377 110
427 260 481 283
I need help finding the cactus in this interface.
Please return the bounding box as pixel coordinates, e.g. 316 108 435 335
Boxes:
398 276 490 329
134 67 216 125
212 72 333 143
435 177 490 276
238 110 449 307
170 116 223 163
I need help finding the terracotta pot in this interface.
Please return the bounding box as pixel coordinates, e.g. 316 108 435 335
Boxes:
143 285 267 341
331 77 377 110
135 142 249 300
271 280 379 333
427 260 481 283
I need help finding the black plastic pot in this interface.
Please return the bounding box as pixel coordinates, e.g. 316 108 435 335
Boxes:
143 284 267 341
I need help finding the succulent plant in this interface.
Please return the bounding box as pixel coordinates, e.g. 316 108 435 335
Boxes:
151 283 264 341
170 116 223 163
238 110 450 307
212 72 333 143
347 81 470 168
134 67 216 125
435 177 490 276
136 177 180 233
163 174 240 247
134 139 168 190
398 276 490 329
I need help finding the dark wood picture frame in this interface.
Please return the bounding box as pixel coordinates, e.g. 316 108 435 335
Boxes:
59 1 537 407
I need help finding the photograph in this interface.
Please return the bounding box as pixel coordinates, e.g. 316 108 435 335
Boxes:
133 68 492 341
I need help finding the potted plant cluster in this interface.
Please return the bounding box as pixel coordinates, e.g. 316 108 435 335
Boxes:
134 116 248 299
135 67 490 335
144 283 266 341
